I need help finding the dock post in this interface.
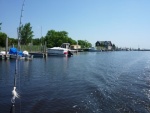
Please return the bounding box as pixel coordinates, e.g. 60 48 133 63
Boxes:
5 37 10 60
2 55 4 59
44 41 47 58
5 36 8 54
44 53 47 58
5 54 10 60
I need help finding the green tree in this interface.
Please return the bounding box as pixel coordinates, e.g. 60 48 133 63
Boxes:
33 38 41 45
40 36 45 45
45 30 56 47
78 40 92 48
112 44 116 50
9 38 18 46
20 23 34 45
45 30 76 48
68 37 77 45
0 32 7 47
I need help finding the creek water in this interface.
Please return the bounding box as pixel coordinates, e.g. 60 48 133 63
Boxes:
0 51 150 113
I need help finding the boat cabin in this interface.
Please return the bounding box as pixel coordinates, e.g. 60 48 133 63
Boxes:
60 43 70 49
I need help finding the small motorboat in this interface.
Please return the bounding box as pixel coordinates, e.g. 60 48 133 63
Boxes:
47 43 73 57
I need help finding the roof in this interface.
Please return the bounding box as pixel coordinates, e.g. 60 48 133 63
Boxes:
96 41 112 46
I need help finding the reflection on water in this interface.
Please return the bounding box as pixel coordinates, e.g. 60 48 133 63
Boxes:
0 51 150 113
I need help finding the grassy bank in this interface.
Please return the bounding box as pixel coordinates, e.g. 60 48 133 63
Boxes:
0 45 46 52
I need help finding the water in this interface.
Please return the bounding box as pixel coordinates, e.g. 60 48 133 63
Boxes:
0 51 150 113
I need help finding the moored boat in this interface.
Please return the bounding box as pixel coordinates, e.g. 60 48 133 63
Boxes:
9 48 33 60
9 47 22 59
0 51 10 59
88 47 102 52
47 43 73 57
23 51 33 60
0 51 5 59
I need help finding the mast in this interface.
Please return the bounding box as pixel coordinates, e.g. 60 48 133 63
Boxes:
41 26 42 38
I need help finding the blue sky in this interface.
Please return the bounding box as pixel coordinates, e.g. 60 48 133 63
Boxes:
0 0 150 49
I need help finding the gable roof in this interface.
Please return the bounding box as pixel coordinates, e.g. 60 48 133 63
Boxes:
96 41 112 46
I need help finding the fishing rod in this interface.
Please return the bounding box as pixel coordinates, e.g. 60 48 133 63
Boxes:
10 58 19 113
10 0 25 113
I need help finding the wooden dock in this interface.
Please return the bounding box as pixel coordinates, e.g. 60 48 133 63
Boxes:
0 54 4 59
0 53 47 60
0 54 10 60
29 52 47 58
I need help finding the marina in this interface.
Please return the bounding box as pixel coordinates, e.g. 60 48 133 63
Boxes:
1 0 150 113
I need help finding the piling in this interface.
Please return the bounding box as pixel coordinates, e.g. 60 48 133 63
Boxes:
4 37 10 60
44 41 47 58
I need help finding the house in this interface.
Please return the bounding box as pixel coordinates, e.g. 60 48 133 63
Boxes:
95 41 112 50
70 45 81 50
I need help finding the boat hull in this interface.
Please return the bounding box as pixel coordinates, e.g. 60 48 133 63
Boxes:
47 47 73 57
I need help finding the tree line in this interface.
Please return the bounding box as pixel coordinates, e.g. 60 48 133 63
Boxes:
0 22 92 48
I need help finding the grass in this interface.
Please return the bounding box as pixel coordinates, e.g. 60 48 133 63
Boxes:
0 45 46 52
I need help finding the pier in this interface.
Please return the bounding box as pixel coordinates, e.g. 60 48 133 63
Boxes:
29 52 47 58
4 54 10 59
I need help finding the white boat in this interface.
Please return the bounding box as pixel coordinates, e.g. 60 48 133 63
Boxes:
47 43 73 57
0 51 10 59
0 51 9 55
23 51 33 60
0 51 5 59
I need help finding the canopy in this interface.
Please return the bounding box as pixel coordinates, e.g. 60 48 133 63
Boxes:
17 51 23 56
9 48 17 54
9 48 23 56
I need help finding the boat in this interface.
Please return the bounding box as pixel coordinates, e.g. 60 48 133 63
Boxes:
88 47 102 52
0 51 10 59
0 51 5 59
23 51 33 60
9 47 22 59
9 47 33 60
47 43 73 57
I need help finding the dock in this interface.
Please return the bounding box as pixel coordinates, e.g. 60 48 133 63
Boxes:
29 52 47 58
0 54 10 60
5 54 10 59
0 52 47 60
0 54 4 59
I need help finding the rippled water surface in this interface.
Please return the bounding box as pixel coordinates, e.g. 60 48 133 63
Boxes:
0 51 150 113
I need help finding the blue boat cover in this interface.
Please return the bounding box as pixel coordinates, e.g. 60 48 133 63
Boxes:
9 48 17 54
9 48 23 56
17 51 23 56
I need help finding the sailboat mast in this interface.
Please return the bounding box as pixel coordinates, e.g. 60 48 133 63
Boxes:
18 0 25 51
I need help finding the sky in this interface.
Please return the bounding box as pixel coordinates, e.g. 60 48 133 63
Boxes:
0 0 150 49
